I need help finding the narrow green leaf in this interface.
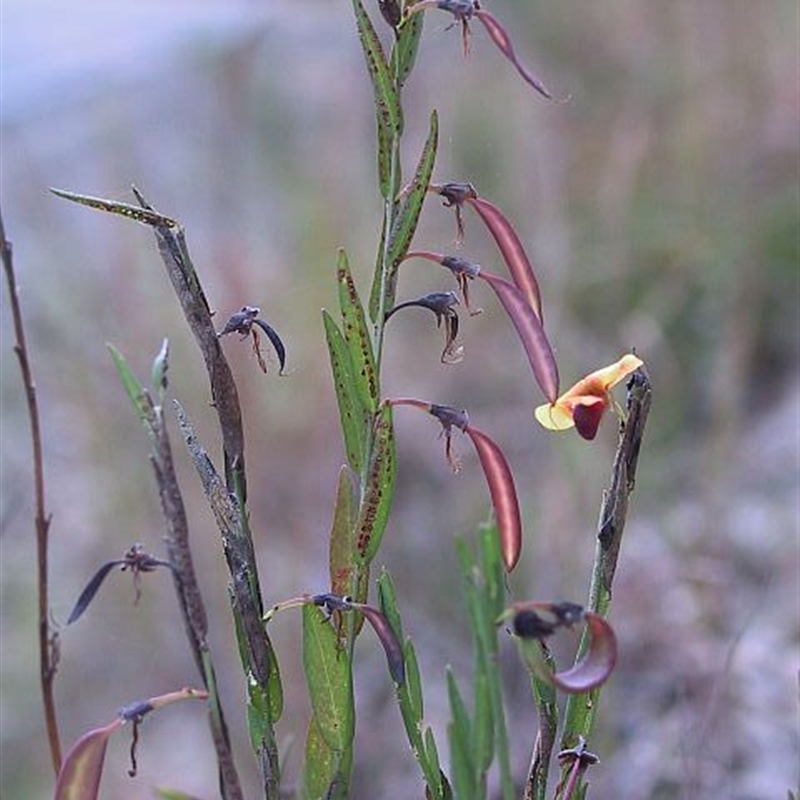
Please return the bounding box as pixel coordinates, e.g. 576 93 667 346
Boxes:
107 343 156 427
323 310 366 472
423 726 444 798
232 604 284 723
392 8 424 86
352 0 402 198
352 0 402 134
302 604 354 752
403 638 424 724
447 718 474 800
355 403 397 563
336 249 379 415
329 466 368 607
472 669 494 776
478 521 506 621
301 713 348 800
370 108 438 317
376 568 403 642
446 668 472 758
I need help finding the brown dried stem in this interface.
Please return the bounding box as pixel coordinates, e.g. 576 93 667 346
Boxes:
0 208 62 773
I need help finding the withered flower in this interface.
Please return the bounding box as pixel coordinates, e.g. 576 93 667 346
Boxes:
386 291 463 363
218 305 287 375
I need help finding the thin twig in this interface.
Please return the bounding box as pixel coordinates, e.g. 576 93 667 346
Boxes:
0 208 62 772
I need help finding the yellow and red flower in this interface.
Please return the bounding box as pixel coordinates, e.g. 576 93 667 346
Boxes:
534 354 643 440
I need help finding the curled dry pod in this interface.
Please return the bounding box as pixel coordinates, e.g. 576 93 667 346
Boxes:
509 604 618 693
550 611 617 693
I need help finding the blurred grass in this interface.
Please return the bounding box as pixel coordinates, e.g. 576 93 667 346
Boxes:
1 1 797 798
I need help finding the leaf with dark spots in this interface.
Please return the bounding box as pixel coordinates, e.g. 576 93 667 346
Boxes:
337 249 379 414
391 2 424 86
464 425 522 571
50 187 178 228
328 466 367 608
477 271 559 404
354 403 397 563
370 109 438 319
353 0 402 199
323 311 368 472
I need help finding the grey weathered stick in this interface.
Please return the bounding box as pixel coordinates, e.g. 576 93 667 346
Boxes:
1 208 63 773
554 367 653 797
147 407 244 800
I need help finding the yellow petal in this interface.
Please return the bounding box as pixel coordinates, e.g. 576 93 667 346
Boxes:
534 401 574 431
588 353 643 392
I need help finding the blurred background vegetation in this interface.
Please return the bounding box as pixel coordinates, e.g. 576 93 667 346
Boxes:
1 1 797 798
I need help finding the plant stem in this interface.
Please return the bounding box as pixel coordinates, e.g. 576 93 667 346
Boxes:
556 368 652 796
0 208 62 774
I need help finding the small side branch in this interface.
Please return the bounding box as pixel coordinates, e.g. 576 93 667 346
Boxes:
0 208 62 772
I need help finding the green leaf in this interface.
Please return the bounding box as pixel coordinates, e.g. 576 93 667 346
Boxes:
370 108 438 318
392 8 424 86
232 603 284 724
376 568 403 641
337 249 379 415
352 0 402 199
478 521 506 621
472 669 494 776
446 668 472 762
355 403 397 563
107 343 157 428
301 714 348 800
302 604 354 752
447 717 474 800
423 726 444 798
329 466 368 607
323 310 367 472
